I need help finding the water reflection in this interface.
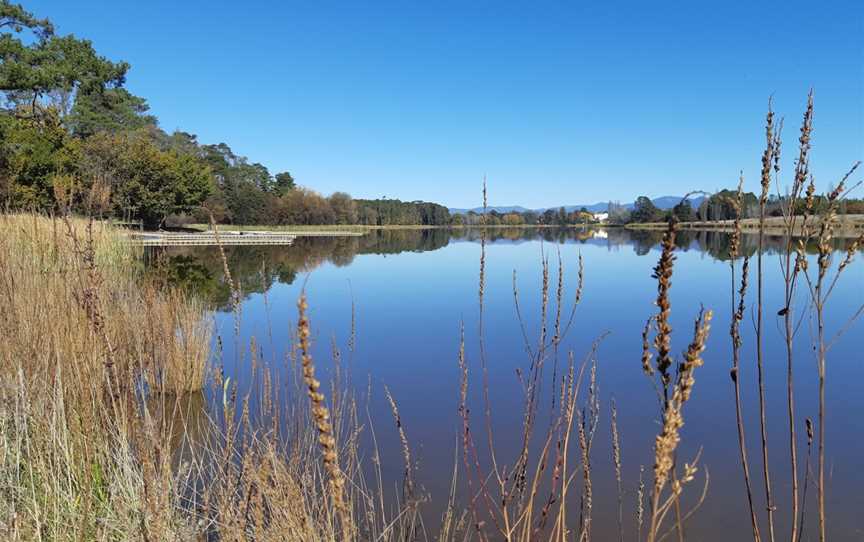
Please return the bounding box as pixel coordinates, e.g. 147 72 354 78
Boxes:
145 391 208 472
140 226 864 540
146 227 862 308
146 229 452 308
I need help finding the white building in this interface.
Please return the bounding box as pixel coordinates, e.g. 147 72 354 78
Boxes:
592 212 609 223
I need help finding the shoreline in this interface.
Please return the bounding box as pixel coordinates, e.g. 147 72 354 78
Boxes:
625 214 864 237
181 223 608 233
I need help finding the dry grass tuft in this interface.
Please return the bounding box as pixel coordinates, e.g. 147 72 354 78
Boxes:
0 213 211 540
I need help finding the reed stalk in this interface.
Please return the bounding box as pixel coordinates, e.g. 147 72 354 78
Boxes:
642 218 713 542
297 292 352 540
779 92 814 542
611 398 624 542
756 101 779 542
799 162 861 542
646 308 712 542
729 175 761 542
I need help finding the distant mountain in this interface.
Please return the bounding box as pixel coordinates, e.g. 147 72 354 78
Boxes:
449 196 706 215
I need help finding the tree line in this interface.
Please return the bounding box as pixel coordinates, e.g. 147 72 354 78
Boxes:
449 190 864 227
452 207 599 226
614 191 864 225
5 2 860 229
0 1 450 228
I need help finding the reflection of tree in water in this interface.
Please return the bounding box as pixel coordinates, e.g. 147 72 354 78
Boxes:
603 228 862 261
619 230 663 256
360 228 451 254
450 226 612 244
687 230 860 261
146 227 862 309
145 229 451 309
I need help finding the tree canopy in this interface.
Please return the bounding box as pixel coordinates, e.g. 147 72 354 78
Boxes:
1 1 128 117
672 199 695 222
354 198 450 226
697 190 758 221
630 196 661 223
80 131 213 227
67 87 156 137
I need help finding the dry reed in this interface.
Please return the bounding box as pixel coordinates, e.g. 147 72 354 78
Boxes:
729 176 761 542
756 100 779 542
641 218 713 542
297 292 352 539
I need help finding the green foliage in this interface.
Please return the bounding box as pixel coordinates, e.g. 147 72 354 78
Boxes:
607 202 631 224
222 179 269 224
526 207 598 226
1 1 54 36
672 199 695 222
1 2 127 116
160 130 200 155
67 87 156 137
0 110 77 208
631 196 661 223
698 189 758 221
80 131 213 227
354 198 450 226
274 171 295 194
192 142 276 223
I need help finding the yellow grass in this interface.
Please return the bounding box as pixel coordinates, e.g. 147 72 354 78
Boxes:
0 213 422 541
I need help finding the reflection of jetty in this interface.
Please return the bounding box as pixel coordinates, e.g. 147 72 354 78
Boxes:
130 230 364 246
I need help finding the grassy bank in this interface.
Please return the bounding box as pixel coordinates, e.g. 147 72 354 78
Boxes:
0 214 212 540
0 213 424 541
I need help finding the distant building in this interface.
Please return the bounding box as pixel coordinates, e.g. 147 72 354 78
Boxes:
593 212 609 223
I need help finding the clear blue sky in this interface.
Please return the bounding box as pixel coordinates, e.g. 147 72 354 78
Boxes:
26 0 864 208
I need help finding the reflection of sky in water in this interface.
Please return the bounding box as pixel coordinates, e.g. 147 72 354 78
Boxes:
151 229 864 540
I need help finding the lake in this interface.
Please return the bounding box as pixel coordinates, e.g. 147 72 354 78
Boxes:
145 227 864 541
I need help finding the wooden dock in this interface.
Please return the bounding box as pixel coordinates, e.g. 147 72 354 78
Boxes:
129 230 364 246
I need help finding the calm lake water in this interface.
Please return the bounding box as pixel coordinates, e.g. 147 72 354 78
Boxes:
146 227 864 541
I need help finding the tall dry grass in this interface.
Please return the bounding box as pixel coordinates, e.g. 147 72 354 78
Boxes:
1 93 860 542
0 213 421 541
0 213 211 540
730 93 863 542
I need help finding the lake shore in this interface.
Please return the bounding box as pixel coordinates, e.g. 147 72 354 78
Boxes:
625 214 864 237
167 216 864 239
182 223 607 233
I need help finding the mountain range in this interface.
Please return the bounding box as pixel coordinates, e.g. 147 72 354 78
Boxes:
449 196 706 215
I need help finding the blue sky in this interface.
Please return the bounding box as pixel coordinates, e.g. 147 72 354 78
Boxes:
26 1 864 208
